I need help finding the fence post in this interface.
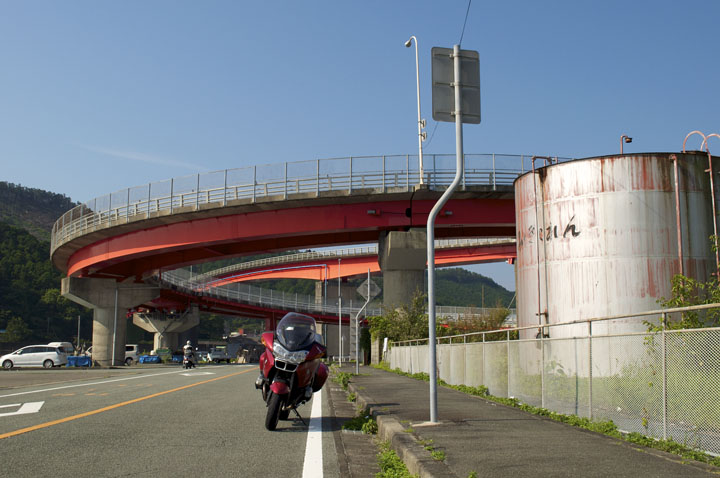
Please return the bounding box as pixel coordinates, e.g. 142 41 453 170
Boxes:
492 153 497 190
126 188 130 223
662 312 668 440
349 157 353 194
382 155 386 193
196 174 200 209
482 332 486 389
588 320 593 419
316 160 320 196
253 165 257 203
284 162 288 200
541 329 545 408
507 329 511 399
170 178 174 214
223 169 228 207
406 154 409 190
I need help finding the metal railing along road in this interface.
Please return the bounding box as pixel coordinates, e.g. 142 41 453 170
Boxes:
51 153 573 253
388 303 720 456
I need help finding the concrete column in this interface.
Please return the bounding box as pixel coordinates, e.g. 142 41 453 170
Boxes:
133 306 200 352
378 229 427 309
62 277 158 367
371 336 382 364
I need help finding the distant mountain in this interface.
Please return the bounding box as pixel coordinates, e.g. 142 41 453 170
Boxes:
436 268 514 308
0 182 77 242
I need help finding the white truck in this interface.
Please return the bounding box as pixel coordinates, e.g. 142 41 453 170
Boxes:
207 346 231 363
85 344 140 365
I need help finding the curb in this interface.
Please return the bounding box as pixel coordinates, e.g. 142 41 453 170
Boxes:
348 381 459 478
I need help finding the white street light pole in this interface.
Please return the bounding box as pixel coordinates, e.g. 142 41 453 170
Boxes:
406 35 426 185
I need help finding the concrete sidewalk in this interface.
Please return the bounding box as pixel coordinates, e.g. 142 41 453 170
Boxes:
342 365 720 478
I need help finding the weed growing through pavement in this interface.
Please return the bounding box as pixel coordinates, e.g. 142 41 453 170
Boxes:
342 406 378 435
376 440 418 478
332 371 353 390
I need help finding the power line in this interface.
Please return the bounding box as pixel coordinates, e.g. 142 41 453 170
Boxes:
459 0 472 46
424 121 440 149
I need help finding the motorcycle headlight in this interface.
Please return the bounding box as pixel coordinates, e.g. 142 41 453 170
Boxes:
273 342 309 364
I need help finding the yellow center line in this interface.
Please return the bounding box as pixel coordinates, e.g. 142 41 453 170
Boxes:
0 368 254 440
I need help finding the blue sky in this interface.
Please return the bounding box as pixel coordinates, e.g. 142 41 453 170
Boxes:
2 0 719 291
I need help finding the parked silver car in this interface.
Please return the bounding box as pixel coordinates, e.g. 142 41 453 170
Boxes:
1 345 68 369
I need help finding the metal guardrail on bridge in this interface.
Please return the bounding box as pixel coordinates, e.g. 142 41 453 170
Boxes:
193 238 515 283
160 268 514 320
51 153 573 252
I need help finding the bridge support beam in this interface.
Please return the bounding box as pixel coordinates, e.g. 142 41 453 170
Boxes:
378 229 427 309
62 278 158 367
133 306 200 353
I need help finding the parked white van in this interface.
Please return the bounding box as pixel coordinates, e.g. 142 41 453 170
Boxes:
1 345 68 369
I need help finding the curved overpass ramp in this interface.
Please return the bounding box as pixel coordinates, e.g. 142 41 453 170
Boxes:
52 153 568 365
51 154 558 280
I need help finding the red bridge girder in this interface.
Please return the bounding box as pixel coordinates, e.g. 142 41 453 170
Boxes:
204 242 517 287
61 197 515 280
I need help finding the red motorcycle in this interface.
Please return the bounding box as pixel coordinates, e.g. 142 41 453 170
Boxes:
255 312 328 431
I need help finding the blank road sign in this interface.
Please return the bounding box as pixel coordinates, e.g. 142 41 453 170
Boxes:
431 47 480 124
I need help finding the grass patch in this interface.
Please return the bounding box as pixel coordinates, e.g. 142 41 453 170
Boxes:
347 392 357 402
333 371 353 390
430 450 446 461
372 363 720 468
342 407 378 435
376 440 418 478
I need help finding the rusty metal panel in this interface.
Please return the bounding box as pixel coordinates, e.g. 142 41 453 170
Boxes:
515 153 719 339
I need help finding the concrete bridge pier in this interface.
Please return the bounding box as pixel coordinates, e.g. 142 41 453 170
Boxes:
61 278 158 367
133 306 200 352
378 229 427 309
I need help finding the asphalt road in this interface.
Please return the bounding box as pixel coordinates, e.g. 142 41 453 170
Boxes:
0 364 341 478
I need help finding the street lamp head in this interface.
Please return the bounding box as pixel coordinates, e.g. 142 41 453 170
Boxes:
624 136 633 143
404 38 412 47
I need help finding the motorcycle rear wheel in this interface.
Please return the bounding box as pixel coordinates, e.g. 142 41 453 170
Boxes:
265 392 283 431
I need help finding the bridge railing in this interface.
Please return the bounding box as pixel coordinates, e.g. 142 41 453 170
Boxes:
51 153 573 252
388 303 720 456
192 238 515 283
160 267 514 321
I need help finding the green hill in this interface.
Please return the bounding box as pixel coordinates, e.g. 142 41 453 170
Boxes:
0 182 77 242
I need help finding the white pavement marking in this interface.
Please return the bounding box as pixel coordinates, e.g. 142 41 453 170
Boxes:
0 401 44 417
302 388 324 478
0 365 251 399
180 372 215 376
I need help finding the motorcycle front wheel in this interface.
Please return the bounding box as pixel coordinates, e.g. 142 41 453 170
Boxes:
265 392 284 431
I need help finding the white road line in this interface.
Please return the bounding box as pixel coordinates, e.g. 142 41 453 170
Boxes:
302 388 324 478
0 401 44 417
0 365 251 399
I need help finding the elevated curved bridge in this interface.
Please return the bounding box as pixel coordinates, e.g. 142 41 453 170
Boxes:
51 154 565 281
195 238 515 289
52 153 562 365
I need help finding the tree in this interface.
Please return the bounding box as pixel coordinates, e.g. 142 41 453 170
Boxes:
652 236 720 331
4 316 31 342
368 292 428 342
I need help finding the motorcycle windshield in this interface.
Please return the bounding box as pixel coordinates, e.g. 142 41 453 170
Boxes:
276 313 317 351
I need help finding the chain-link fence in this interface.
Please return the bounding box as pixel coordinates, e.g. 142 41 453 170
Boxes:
388 304 720 456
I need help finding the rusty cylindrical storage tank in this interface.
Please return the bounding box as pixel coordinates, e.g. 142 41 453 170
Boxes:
514 152 719 346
